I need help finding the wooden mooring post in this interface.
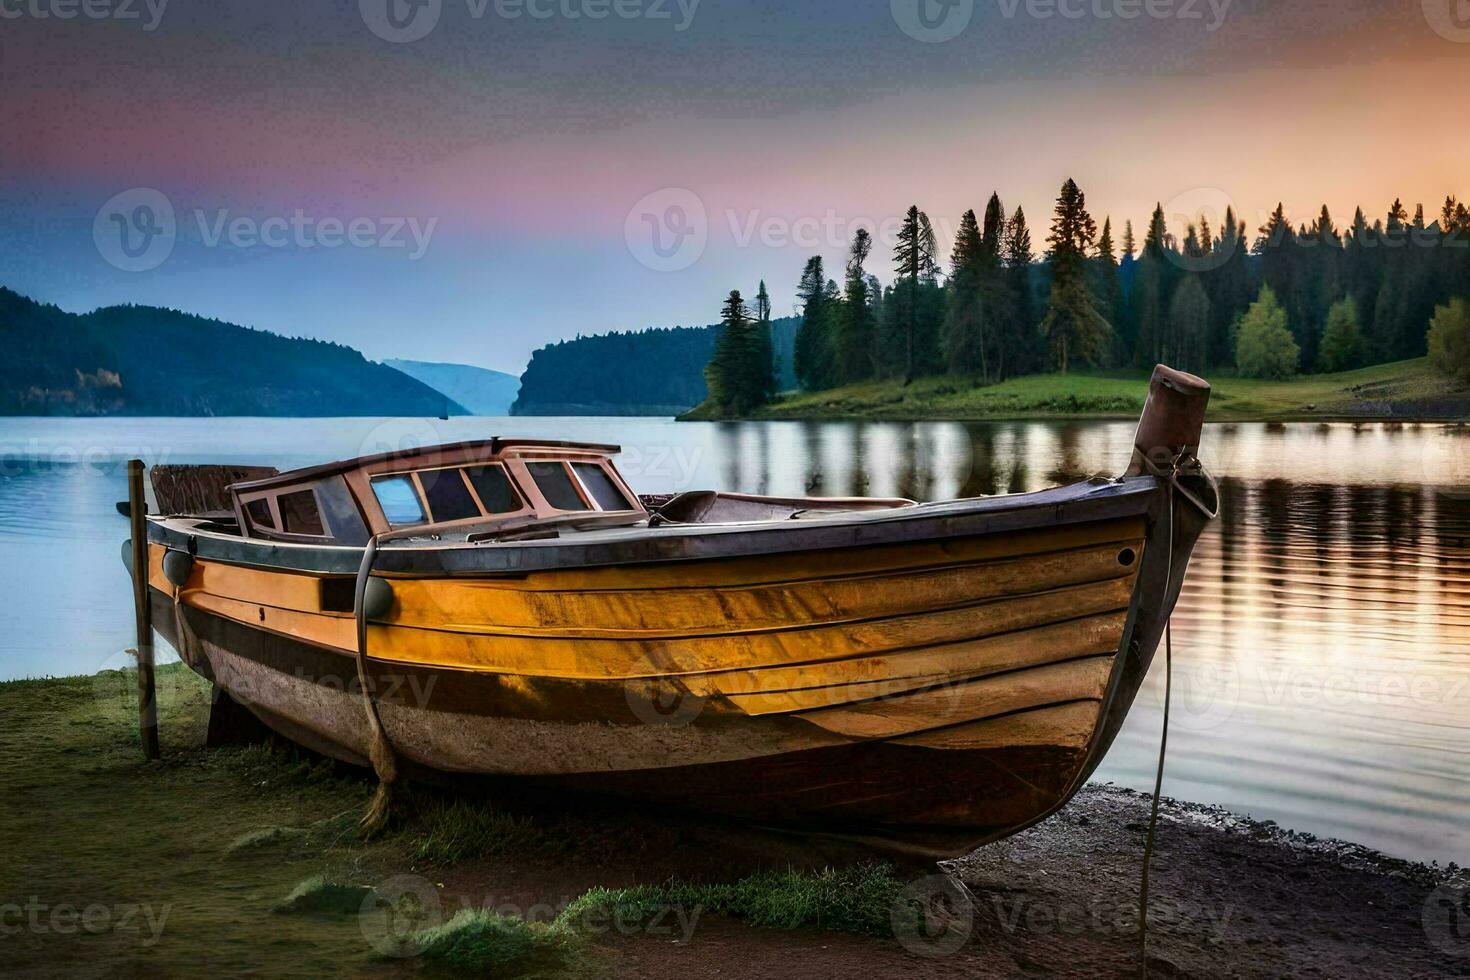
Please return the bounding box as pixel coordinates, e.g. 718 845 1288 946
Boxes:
128 459 160 760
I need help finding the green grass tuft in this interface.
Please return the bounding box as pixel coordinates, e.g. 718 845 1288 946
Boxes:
405 795 556 865
225 825 308 856
412 908 583 975
273 876 373 915
560 862 910 938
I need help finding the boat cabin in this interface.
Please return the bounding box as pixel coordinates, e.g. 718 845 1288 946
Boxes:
226 439 646 546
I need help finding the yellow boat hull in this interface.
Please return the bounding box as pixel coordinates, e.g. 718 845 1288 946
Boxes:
149 506 1175 857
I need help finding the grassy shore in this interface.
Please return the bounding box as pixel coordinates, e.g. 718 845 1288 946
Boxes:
3 665 1462 978
0 666 921 978
683 358 1468 422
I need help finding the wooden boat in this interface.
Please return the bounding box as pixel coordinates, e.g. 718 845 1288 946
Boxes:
134 366 1218 858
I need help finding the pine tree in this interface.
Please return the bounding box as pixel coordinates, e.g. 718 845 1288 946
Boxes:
892 205 940 383
1168 274 1211 373
1343 207 1383 359
981 194 1007 265
1040 179 1109 373
1095 217 1124 363
753 279 776 401
837 229 876 383
1000 206 1036 379
793 256 833 390
944 209 988 377
1122 220 1136 259
1205 206 1253 368
704 289 759 414
1132 203 1171 366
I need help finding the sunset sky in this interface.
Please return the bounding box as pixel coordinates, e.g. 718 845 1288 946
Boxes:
2 0 1468 373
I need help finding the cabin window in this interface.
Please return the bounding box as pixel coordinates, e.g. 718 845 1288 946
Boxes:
371 475 427 526
278 490 326 536
420 468 480 523
526 462 589 511
572 462 633 511
244 497 275 530
465 465 522 514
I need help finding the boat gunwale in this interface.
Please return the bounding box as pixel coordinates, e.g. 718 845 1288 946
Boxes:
148 475 1162 577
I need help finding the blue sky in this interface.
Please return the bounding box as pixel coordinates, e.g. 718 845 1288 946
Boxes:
2 0 1466 373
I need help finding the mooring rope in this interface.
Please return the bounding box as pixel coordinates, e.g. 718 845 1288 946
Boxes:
353 534 401 837
172 585 199 667
1138 455 1181 979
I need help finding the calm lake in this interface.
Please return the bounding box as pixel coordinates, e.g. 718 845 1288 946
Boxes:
1 416 1466 865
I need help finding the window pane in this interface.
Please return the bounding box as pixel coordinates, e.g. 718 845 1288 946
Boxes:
278 490 325 536
573 462 633 511
466 466 522 514
245 498 274 529
372 476 426 525
420 468 480 523
527 462 589 511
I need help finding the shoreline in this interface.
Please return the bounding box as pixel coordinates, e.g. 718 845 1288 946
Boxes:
3 666 1465 978
681 357 1470 425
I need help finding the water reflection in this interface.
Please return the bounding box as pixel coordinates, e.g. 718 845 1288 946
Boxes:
1098 474 1470 863
0 417 1466 863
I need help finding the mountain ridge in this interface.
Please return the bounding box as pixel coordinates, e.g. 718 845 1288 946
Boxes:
0 287 466 418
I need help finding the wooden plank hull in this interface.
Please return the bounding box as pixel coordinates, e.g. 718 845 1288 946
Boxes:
149 477 1211 858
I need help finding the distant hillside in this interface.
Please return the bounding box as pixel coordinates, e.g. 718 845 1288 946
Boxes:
385 359 520 416
512 317 799 416
0 288 466 417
